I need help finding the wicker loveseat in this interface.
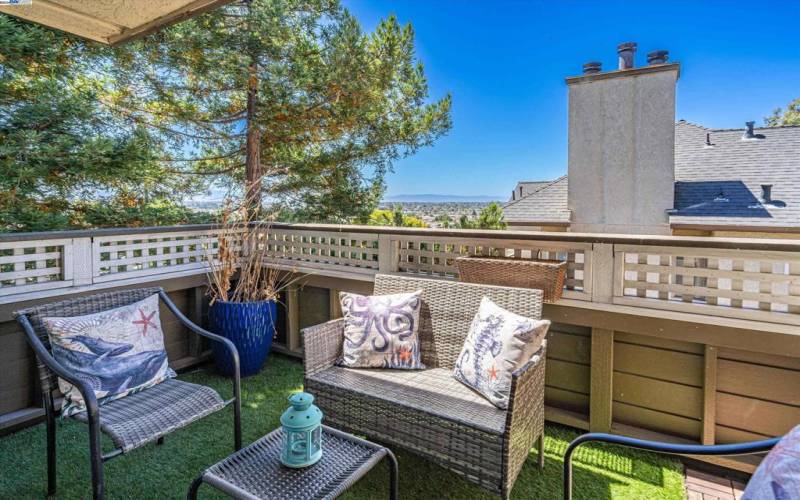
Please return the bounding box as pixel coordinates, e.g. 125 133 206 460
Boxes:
303 274 546 498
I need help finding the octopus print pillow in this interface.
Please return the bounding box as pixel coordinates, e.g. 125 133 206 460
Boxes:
43 294 175 416
453 297 550 409
338 290 424 369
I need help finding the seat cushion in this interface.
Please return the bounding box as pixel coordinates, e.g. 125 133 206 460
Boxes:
308 366 506 434
72 378 225 452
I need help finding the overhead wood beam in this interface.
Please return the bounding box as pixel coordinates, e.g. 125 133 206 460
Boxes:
0 0 234 46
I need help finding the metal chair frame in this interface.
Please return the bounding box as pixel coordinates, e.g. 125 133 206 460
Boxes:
15 288 242 500
563 432 780 500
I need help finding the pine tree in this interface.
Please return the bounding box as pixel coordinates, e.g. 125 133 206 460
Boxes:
107 0 451 221
0 15 204 231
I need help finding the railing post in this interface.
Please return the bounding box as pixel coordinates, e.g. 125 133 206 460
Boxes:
286 284 300 352
590 328 614 433
702 345 718 445
329 288 342 319
71 237 93 286
591 243 614 303
378 234 399 273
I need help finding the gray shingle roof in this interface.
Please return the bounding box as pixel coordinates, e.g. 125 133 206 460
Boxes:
503 122 800 229
502 176 570 223
670 121 800 229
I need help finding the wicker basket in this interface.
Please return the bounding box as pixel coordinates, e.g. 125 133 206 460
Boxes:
455 256 567 302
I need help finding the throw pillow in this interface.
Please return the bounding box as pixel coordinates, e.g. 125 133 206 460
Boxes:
742 424 800 500
338 290 425 369
43 294 175 416
453 296 550 409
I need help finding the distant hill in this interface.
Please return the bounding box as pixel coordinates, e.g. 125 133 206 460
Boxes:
383 194 503 203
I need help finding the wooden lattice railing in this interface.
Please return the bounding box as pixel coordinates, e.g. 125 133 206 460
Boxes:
0 239 73 295
614 244 800 325
92 229 224 283
2 224 799 326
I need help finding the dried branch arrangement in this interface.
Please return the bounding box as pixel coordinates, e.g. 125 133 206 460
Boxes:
204 194 297 304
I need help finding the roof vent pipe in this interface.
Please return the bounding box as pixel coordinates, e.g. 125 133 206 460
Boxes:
617 42 637 69
744 121 756 139
647 50 669 65
761 184 773 203
583 61 602 74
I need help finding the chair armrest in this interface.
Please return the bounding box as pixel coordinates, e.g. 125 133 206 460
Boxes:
504 342 547 486
158 290 240 371
302 318 345 378
16 314 101 417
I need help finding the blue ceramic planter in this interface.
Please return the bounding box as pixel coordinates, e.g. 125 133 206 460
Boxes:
209 299 277 377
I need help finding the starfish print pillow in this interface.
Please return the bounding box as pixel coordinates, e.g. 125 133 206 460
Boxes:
453 297 550 409
338 290 425 369
42 294 175 416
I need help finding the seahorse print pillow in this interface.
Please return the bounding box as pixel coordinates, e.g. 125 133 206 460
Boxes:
338 290 425 369
42 294 175 416
453 297 550 409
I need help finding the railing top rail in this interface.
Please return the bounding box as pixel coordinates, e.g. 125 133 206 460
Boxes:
268 223 800 252
0 224 223 243
2 222 800 252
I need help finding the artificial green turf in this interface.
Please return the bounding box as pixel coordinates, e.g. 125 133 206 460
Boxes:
0 355 684 499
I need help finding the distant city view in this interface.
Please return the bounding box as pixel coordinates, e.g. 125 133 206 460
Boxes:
377 200 500 228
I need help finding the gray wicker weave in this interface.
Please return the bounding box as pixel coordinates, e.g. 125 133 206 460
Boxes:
303 274 546 499
14 287 243 500
188 425 398 500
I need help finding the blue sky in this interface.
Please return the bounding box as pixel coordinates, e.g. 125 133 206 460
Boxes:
344 0 800 198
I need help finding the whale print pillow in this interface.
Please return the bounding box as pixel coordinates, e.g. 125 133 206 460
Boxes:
338 290 424 369
43 294 175 416
453 297 550 409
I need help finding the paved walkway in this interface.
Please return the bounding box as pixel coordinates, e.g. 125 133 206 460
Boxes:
685 468 746 500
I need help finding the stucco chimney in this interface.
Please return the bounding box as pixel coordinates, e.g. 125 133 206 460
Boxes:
566 47 680 235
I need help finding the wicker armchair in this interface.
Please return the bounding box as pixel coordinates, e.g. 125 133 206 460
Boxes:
14 287 242 500
303 274 546 499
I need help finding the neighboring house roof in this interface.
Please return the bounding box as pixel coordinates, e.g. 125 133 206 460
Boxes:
670 121 800 229
504 122 800 230
503 176 570 224
510 181 552 201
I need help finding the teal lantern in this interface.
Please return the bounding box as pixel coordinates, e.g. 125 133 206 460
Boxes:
280 392 323 468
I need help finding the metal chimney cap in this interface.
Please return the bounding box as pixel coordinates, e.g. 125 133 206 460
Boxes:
583 61 602 74
742 121 756 139
647 50 669 65
617 42 637 70
761 184 773 203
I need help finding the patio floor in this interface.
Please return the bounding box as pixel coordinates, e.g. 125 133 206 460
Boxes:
0 354 685 499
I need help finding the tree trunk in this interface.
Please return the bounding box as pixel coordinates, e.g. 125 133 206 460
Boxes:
244 0 261 213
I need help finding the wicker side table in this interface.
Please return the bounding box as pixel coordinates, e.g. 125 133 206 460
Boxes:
188 425 398 500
